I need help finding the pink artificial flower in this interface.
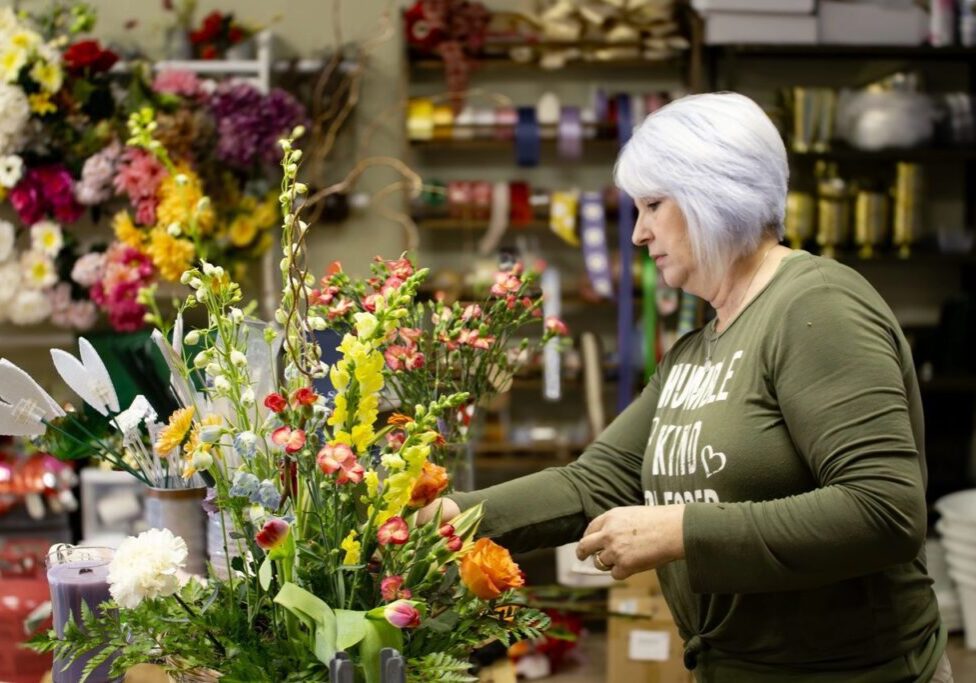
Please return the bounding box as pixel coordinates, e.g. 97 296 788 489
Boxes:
88 243 154 332
316 443 364 484
446 535 463 552
386 431 406 451
362 293 383 313
327 298 354 320
545 316 569 336
458 329 494 350
489 272 521 298
438 523 455 538
9 176 45 225
271 426 307 454
384 345 425 371
398 327 422 345
381 575 411 602
114 148 166 209
461 304 482 322
255 517 290 551
380 276 403 297
68 300 97 331
437 332 458 352
135 197 157 226
384 257 414 280
384 600 421 629
377 516 410 546
152 69 204 98
38 166 83 223
309 285 339 306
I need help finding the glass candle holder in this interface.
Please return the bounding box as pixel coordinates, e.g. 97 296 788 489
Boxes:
45 545 119 683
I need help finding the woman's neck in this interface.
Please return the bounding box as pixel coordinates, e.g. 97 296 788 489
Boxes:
708 240 783 332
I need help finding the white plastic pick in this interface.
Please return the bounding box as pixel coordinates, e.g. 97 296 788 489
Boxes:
50 337 120 416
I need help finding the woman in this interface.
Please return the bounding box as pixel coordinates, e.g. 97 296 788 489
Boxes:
422 92 948 682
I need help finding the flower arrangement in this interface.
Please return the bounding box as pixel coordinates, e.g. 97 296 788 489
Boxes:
19 128 554 681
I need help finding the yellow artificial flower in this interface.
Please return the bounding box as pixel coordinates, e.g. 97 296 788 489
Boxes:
113 211 143 248
9 30 39 52
155 406 196 455
328 393 348 429
329 364 350 391
146 227 195 282
30 59 62 94
356 394 379 429
364 471 379 498
0 48 27 82
355 351 384 395
228 215 258 247
375 444 430 525
253 195 279 228
156 167 216 236
28 92 55 115
181 414 222 478
340 530 361 566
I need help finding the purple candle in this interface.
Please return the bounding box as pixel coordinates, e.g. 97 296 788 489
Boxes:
46 546 119 683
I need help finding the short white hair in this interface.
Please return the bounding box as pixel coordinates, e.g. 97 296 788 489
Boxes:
614 92 788 275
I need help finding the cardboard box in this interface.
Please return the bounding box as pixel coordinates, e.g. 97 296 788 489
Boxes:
704 11 818 44
693 0 814 13
819 0 927 45
612 568 662 595
607 584 692 683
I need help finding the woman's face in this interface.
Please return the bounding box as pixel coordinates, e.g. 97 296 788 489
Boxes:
631 197 697 290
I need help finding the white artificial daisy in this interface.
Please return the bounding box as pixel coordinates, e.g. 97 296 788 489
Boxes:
108 528 188 609
0 260 20 302
0 154 22 187
0 219 14 262
30 220 62 256
8 288 51 325
0 83 30 155
20 249 57 289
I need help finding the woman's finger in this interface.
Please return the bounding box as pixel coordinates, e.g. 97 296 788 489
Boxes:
576 529 607 561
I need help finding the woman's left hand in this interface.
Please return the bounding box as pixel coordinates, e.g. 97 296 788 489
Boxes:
576 505 686 580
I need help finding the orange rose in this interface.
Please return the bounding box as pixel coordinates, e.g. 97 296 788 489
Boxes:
459 538 524 600
408 461 448 508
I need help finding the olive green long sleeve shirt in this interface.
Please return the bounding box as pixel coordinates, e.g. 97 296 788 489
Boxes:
450 252 945 682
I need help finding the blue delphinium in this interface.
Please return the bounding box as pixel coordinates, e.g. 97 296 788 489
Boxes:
230 471 260 499
254 479 281 510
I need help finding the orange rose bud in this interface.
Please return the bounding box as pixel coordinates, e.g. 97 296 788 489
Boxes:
408 461 448 508
460 538 524 600
387 412 414 427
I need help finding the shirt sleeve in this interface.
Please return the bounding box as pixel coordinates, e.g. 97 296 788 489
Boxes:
448 364 664 553
683 279 927 594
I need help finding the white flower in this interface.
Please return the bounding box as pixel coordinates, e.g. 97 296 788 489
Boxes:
183 330 200 346
8 288 51 325
108 528 188 609
229 350 247 367
20 250 57 289
213 375 231 392
0 154 22 187
0 260 20 301
228 306 244 323
0 219 14 262
70 252 106 287
0 83 30 155
30 220 62 256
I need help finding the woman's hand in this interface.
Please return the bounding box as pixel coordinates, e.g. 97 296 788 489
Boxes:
576 505 686 580
416 497 460 526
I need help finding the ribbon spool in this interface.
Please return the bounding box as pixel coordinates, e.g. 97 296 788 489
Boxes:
432 104 454 140
854 190 890 259
447 181 473 221
580 191 614 300
817 177 851 259
407 98 434 141
550 191 580 246
537 92 561 140
471 181 493 221
558 106 583 160
515 107 541 167
509 181 533 225
495 107 518 140
453 106 475 140
785 191 816 250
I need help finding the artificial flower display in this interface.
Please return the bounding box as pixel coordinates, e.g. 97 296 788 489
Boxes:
23 129 551 681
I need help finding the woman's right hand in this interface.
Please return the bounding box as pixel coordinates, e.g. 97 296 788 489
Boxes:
417 497 460 526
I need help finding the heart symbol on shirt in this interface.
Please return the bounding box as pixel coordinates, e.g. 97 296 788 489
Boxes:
700 445 727 479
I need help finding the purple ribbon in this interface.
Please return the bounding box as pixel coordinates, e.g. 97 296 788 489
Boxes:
557 106 583 160
515 106 540 167
580 191 613 300
616 93 635 412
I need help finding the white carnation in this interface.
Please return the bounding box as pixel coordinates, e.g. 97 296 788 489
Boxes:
8 288 51 325
0 83 30 155
108 528 188 609
0 219 14 262
0 154 22 188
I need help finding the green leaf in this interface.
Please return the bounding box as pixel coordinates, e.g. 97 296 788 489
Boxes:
259 556 273 591
360 618 403 683
421 610 459 633
335 610 367 650
273 582 337 665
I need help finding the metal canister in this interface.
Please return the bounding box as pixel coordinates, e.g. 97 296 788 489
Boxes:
785 191 816 249
817 177 851 258
892 163 923 258
854 190 890 258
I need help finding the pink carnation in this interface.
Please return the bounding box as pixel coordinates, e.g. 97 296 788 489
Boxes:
152 69 204 98
113 148 165 216
71 252 107 287
9 165 83 226
89 242 155 332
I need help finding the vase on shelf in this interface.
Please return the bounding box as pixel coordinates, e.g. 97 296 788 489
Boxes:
224 37 256 61
164 26 193 60
144 486 207 575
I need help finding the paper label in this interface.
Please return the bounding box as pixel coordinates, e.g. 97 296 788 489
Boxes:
615 597 639 615
628 629 670 662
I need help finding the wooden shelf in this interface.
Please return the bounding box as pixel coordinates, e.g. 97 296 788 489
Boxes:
416 217 619 232
409 43 687 72
410 138 622 153
790 147 976 163
711 44 976 61
474 441 588 456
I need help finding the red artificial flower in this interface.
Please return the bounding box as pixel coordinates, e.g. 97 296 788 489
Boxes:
264 392 287 413
316 443 364 485
63 40 119 74
309 285 339 306
293 387 318 406
384 258 414 280
381 575 410 602
190 10 224 44
446 535 463 552
545 316 569 336
377 516 410 546
200 44 218 60
271 426 306 454
362 293 383 313
438 523 455 538
255 517 290 551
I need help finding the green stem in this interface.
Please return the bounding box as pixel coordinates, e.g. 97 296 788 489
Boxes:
173 593 225 656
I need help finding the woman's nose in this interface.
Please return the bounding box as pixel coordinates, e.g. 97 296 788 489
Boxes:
631 220 649 247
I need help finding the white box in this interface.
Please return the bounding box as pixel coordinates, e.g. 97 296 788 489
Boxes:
705 11 818 44
80 468 146 541
693 0 814 13
818 0 927 45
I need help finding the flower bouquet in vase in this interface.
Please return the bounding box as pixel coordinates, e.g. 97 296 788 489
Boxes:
14 122 552 681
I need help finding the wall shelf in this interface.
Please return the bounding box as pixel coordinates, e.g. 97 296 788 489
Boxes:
790 147 976 163
709 44 976 61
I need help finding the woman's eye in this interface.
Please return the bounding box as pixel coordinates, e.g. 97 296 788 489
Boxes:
646 201 661 211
